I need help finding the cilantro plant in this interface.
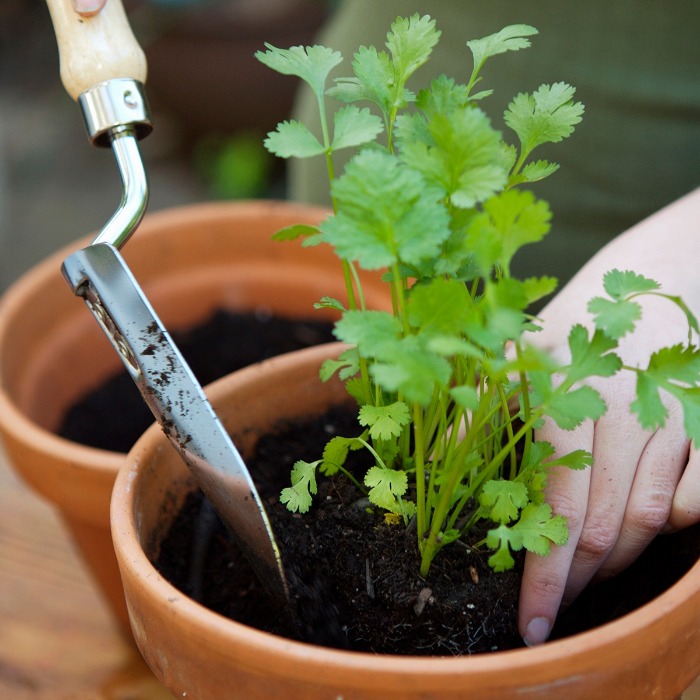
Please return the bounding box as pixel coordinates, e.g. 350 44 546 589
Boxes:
256 16 700 577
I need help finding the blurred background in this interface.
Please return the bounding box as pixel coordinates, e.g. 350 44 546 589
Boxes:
0 0 334 291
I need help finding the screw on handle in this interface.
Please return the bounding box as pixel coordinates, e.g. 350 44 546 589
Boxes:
45 0 147 101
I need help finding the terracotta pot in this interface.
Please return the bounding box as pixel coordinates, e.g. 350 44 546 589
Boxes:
0 200 385 634
111 343 700 700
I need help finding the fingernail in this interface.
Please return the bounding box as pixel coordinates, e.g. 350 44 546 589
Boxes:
73 0 102 15
524 617 551 647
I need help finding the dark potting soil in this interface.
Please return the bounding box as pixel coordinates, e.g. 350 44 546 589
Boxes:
155 404 523 655
57 309 336 453
154 404 700 656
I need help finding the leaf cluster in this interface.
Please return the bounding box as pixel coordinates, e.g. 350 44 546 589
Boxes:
260 16 700 577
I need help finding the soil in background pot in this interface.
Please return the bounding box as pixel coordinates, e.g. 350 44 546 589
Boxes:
58 309 335 453
154 405 700 656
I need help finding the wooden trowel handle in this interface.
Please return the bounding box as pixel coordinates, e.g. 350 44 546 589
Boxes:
45 0 147 101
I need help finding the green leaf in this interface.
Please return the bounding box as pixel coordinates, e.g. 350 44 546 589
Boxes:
386 14 441 86
321 435 365 475
527 369 555 409
514 159 560 184
548 449 593 470
631 372 668 430
450 384 480 410
479 189 552 270
468 89 494 101
467 24 538 76
331 105 384 151
365 466 409 513
271 223 320 241
646 344 700 385
519 440 555 471
416 75 470 115
676 387 700 446
319 347 360 382
487 542 517 572
485 524 521 572
407 278 472 337
345 376 371 405
521 276 558 305
480 479 529 524
463 211 501 275
313 296 346 312
279 460 320 513
397 106 508 208
504 82 584 158
592 269 689 342
484 452 569 563
513 502 569 556
630 344 700 432
566 325 622 384
328 45 395 114
371 335 452 406
546 385 607 430
428 335 483 360
504 345 559 384
463 292 525 353
328 14 438 119
358 401 410 440
516 441 555 503
255 43 342 100
333 309 401 356
263 120 325 159
322 149 451 269
602 269 660 300
587 295 642 340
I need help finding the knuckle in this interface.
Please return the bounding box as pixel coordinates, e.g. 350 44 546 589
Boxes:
521 563 568 613
547 490 585 532
626 497 672 537
670 482 700 529
526 572 566 600
575 516 618 561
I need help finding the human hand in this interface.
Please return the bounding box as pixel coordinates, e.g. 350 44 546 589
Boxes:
517 188 700 646
73 0 107 17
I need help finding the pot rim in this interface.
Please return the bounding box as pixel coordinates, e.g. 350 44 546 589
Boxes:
0 231 124 465
111 343 700 684
0 199 333 469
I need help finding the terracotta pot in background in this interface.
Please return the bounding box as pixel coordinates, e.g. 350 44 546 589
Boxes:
111 343 700 700
0 200 386 634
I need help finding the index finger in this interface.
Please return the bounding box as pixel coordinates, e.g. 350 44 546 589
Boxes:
518 419 593 645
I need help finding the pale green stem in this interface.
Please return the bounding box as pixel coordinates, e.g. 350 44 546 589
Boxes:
495 381 517 481
413 403 427 541
514 342 534 475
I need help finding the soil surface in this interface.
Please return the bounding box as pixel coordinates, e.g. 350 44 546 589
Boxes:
154 403 700 656
58 309 335 453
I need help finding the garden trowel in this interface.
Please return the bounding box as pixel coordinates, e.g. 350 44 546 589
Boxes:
45 0 290 607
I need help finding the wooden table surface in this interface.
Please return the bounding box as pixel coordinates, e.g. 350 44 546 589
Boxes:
0 443 172 700
1 442 699 700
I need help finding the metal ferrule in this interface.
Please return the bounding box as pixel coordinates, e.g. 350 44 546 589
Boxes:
79 78 152 147
78 78 151 249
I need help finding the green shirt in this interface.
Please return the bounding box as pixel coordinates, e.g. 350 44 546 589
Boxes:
288 0 700 286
